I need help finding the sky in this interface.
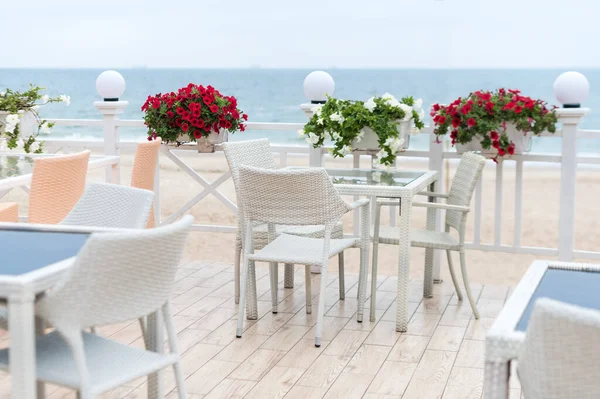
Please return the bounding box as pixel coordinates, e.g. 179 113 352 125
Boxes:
2 0 598 69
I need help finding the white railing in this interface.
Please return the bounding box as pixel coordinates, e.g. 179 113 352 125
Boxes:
17 103 595 281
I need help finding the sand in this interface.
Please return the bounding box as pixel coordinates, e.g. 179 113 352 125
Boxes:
5 149 599 287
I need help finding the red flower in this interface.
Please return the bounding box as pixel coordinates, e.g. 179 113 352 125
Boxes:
193 130 203 139
225 121 232 129
507 145 515 155
451 118 461 128
152 100 160 109
461 105 470 115
181 123 189 133
433 104 441 112
242 114 248 121
176 107 185 115
485 102 494 113
514 106 523 114
437 115 447 125
166 111 174 118
490 131 499 140
492 140 500 149
240 124 246 131
498 148 506 156
210 104 219 113
467 118 476 127
196 119 205 128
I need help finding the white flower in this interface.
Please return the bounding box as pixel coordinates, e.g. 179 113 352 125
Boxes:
372 171 382 183
0 92 5 97
29 141 40 152
339 145 351 156
41 94 49 104
40 122 52 134
330 112 344 123
311 106 322 116
317 117 324 125
5 114 19 126
384 137 405 154
382 93 397 103
59 94 71 106
4 124 15 134
305 132 320 145
376 149 388 159
330 131 341 141
388 98 401 109
413 98 423 111
13 139 24 149
399 104 413 120
355 130 365 143
297 129 305 138
364 97 377 112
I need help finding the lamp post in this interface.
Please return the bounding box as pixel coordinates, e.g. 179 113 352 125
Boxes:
300 71 335 118
553 71 590 262
94 70 128 184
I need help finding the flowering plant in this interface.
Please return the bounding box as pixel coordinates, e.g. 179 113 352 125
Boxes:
301 94 425 166
431 88 557 158
142 83 247 143
0 85 70 153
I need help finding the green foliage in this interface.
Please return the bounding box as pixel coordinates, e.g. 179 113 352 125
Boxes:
302 94 425 166
431 88 558 158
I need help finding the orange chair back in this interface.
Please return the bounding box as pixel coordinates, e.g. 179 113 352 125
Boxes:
131 138 161 227
28 151 91 224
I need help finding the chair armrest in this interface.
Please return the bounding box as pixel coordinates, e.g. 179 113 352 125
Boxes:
417 191 449 199
412 202 470 213
348 198 370 210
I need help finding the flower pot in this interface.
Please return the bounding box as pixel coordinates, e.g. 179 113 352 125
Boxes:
198 129 229 153
455 123 532 155
352 120 411 151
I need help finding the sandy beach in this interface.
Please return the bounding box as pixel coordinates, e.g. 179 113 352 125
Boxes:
5 149 599 287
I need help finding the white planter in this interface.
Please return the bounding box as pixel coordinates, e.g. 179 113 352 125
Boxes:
352 120 411 151
455 123 532 155
198 129 229 153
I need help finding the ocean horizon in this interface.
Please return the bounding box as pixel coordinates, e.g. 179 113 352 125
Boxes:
1 68 598 153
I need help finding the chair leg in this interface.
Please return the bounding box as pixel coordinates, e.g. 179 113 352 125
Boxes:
459 250 480 319
64 331 92 399
237 254 251 337
315 262 329 347
234 244 241 304
35 320 45 399
245 260 259 320
163 302 186 399
270 262 278 314
446 250 463 301
284 263 295 289
305 265 312 314
338 252 345 300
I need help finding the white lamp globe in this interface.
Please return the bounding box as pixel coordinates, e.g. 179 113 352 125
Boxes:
96 70 126 101
553 71 589 108
303 71 335 104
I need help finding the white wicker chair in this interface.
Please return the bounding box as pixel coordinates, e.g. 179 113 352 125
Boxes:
518 298 600 398
0 215 193 399
0 183 156 332
61 183 155 228
372 152 485 318
235 166 369 347
222 139 345 314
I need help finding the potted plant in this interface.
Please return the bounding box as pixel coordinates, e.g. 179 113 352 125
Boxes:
142 83 247 152
431 88 558 159
301 93 425 166
0 85 70 153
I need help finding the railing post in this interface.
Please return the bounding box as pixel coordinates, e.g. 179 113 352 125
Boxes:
557 108 588 261
94 101 128 184
428 131 445 282
300 103 323 167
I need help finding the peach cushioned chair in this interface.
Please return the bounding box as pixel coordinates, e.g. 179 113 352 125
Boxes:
131 138 161 228
0 150 91 224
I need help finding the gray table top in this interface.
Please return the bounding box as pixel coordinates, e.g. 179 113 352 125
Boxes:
0 229 89 276
516 268 600 331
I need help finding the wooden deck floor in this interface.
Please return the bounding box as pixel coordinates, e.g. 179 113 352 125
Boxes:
0 260 521 399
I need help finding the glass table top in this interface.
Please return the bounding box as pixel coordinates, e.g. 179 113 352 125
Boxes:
0 229 90 276
326 169 426 187
516 268 600 331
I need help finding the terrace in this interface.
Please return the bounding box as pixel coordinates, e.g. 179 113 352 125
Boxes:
0 71 598 398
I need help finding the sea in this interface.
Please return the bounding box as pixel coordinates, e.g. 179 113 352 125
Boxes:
1 68 599 154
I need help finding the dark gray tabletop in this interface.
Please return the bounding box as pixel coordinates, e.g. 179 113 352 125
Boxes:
516 268 600 331
0 229 90 276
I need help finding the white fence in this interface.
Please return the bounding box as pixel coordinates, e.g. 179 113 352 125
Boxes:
29 103 598 280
